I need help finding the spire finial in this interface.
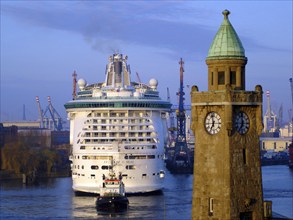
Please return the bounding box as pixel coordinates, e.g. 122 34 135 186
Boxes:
222 9 230 19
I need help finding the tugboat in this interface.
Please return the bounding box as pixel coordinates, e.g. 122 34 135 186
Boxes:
96 172 129 213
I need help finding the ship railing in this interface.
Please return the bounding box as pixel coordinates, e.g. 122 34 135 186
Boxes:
76 96 162 101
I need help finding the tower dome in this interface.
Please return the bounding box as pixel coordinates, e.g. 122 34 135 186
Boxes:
207 10 246 60
205 10 247 91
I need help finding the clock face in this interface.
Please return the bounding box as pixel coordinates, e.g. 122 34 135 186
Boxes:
205 112 221 135
234 111 250 134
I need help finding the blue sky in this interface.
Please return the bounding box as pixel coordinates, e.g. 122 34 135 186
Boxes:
1 1 292 125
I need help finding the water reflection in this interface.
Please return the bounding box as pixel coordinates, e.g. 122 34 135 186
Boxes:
0 166 292 219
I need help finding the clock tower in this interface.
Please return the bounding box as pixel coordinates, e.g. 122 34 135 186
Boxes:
191 10 264 220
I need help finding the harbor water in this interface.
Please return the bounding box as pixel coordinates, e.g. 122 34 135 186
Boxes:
0 165 292 219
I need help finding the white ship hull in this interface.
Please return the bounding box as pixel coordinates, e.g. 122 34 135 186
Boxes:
65 54 171 194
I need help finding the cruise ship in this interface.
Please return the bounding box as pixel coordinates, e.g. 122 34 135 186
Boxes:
64 54 171 194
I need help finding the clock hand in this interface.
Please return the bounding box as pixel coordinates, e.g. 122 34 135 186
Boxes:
211 120 215 130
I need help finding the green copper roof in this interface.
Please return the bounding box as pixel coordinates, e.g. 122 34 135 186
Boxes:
207 10 245 60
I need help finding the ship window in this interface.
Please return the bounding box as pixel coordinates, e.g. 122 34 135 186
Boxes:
142 174 147 177
126 165 136 170
80 146 85 150
101 165 113 170
124 155 155 159
91 165 99 170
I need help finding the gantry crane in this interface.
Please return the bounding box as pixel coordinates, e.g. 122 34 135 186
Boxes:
36 96 44 128
166 58 192 173
264 90 277 132
36 96 63 131
288 77 293 168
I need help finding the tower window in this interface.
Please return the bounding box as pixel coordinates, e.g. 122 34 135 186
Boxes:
230 71 236 85
218 72 225 85
209 198 214 216
211 72 214 85
240 212 252 220
243 148 247 165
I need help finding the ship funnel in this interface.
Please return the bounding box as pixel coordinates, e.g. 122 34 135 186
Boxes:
105 54 131 88
114 54 123 86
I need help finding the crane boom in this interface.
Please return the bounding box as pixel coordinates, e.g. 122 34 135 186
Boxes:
136 72 141 83
36 96 44 128
289 78 293 120
176 58 186 141
47 96 63 131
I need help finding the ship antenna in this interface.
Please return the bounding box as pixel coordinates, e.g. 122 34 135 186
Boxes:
72 71 77 100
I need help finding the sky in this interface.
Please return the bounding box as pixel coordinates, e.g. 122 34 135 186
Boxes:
1 1 292 126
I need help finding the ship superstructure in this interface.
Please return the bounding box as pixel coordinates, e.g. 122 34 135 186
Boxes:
64 54 171 194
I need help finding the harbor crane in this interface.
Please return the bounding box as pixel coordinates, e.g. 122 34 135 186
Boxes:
288 77 293 168
36 96 44 128
35 96 63 131
166 58 192 173
263 90 277 132
290 78 293 121
136 72 142 83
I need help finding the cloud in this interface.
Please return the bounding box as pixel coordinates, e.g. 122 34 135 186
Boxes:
2 1 291 56
0 1 240 60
